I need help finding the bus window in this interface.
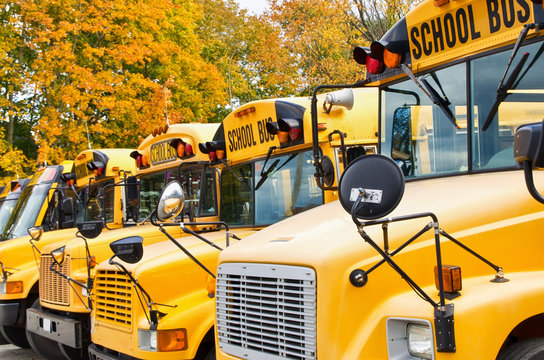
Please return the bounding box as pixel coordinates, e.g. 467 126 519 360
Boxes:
221 164 252 226
76 180 114 224
255 151 322 224
220 150 323 226
382 63 467 177
199 167 216 216
138 172 166 222
472 41 544 169
178 165 216 217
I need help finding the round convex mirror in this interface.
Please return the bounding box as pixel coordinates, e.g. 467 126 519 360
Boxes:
156 181 185 221
338 154 405 220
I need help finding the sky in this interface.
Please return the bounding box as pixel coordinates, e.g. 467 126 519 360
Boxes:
234 0 270 15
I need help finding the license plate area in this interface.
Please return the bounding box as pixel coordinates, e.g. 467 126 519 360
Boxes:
39 317 57 333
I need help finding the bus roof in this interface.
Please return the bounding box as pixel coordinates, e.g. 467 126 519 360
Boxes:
220 88 379 164
361 0 544 82
0 179 29 198
134 123 220 175
74 149 137 187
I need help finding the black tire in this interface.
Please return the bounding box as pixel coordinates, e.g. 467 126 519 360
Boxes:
201 347 216 360
60 343 88 360
497 338 544 360
25 299 64 359
0 324 30 348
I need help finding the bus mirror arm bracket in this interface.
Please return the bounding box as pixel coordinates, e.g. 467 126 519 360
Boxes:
311 81 369 191
349 190 509 352
155 223 217 278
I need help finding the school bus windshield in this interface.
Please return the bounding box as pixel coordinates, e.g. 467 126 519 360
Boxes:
137 165 216 222
221 150 323 226
1 183 54 240
76 180 115 223
382 40 544 177
0 196 20 234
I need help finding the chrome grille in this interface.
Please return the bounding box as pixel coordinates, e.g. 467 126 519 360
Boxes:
94 270 132 327
40 255 70 306
216 263 316 360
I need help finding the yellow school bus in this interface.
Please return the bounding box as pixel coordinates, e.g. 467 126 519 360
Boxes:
88 90 379 360
27 124 219 360
214 1 544 359
0 179 30 236
0 151 134 350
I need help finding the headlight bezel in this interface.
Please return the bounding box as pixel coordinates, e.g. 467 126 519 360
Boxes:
138 328 188 352
386 317 434 360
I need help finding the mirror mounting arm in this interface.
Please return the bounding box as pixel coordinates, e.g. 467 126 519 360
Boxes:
157 225 216 279
311 82 368 191
522 160 544 204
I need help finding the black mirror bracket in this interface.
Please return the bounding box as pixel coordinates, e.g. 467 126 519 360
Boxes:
349 191 508 353
311 82 369 191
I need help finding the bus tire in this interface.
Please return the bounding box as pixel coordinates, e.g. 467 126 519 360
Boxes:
497 338 544 360
25 299 64 359
201 347 216 360
0 325 30 348
60 343 88 360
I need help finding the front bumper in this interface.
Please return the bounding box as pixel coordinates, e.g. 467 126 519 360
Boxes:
26 307 87 348
88 344 139 360
0 301 20 326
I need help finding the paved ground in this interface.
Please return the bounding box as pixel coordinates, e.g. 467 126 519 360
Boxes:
0 344 46 359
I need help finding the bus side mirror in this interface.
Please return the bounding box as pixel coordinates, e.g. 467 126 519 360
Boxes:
77 221 103 239
28 226 44 241
109 236 143 264
338 154 405 220
156 181 185 222
391 106 413 176
514 121 544 167
514 121 544 204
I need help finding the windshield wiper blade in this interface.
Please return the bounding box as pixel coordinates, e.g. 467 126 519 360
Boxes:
401 64 458 128
255 159 279 191
421 78 458 128
254 146 278 191
482 51 529 131
218 158 251 191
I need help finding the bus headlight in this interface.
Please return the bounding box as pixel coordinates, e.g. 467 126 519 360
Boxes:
386 318 434 360
407 323 433 359
138 328 187 352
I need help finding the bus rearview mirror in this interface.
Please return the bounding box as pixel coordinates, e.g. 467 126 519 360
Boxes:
110 236 144 264
156 181 185 222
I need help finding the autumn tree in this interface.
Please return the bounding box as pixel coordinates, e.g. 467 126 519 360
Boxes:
347 0 422 42
4 0 227 165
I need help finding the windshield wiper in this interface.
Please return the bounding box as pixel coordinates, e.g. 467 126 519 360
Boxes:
218 158 251 191
482 23 543 131
482 52 529 131
401 64 458 128
255 146 278 191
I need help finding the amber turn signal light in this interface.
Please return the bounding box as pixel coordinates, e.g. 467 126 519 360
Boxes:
6 281 23 294
158 329 188 351
434 265 462 293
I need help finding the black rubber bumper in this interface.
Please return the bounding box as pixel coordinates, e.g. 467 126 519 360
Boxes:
0 302 20 326
88 344 139 360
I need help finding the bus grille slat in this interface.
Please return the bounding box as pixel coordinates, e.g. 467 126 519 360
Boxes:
40 255 70 306
94 270 133 327
216 263 316 360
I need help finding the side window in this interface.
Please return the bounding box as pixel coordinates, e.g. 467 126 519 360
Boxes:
220 164 253 225
199 167 217 216
382 63 467 177
138 172 166 222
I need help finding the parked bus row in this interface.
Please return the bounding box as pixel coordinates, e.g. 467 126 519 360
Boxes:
1 0 544 359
